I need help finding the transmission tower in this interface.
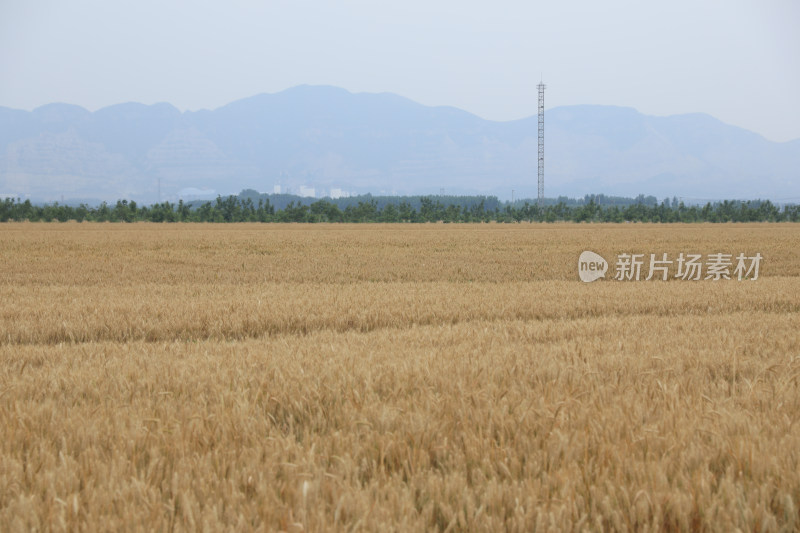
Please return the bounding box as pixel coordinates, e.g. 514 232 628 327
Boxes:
537 81 546 207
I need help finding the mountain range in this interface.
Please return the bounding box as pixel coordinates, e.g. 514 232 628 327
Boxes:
1 85 798 203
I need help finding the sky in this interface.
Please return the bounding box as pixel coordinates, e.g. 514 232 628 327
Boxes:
1 0 799 142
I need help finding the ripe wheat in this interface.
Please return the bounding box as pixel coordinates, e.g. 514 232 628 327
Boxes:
1 223 798 531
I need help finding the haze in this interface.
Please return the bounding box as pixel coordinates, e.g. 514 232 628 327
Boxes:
1 0 798 143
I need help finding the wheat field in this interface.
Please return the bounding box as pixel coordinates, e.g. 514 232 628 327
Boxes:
1 222 799 531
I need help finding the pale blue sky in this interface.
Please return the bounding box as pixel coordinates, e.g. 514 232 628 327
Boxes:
1 0 798 141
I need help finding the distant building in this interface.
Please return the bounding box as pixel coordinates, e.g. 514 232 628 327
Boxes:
273 185 281 194
299 186 315 198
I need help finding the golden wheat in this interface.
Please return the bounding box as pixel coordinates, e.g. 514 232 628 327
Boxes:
1 222 798 531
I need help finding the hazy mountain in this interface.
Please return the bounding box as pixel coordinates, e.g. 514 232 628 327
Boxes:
1 85 798 203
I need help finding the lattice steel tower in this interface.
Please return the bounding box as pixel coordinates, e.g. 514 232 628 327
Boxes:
537 81 546 207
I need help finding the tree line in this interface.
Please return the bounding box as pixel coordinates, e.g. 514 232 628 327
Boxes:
2 195 798 223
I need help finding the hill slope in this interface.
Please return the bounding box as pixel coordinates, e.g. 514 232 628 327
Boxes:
1 85 798 202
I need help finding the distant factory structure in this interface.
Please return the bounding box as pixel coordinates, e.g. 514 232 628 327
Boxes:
298 186 316 198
